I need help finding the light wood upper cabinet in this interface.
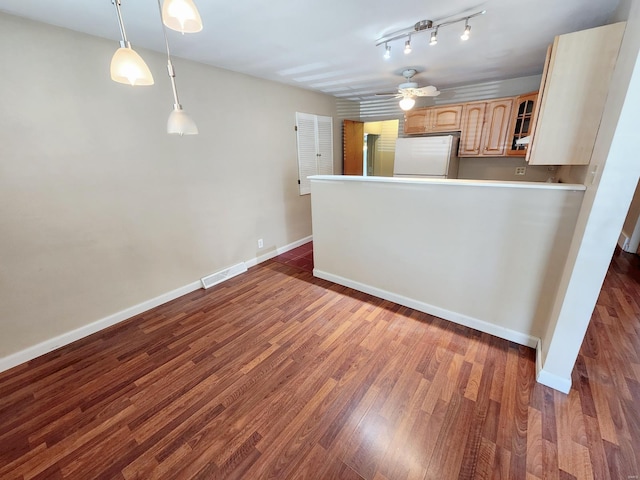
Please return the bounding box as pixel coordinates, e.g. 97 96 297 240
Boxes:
459 99 513 157
527 22 626 166
430 105 463 132
404 105 462 134
506 92 538 156
404 109 430 134
482 99 514 156
459 103 486 156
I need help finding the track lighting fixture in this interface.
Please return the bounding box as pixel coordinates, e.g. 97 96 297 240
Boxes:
429 28 438 46
399 96 416 111
110 0 154 86
461 21 471 41
404 37 412 54
384 43 391 60
156 0 198 135
376 9 485 54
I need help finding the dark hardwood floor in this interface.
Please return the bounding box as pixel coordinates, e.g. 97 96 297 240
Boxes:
0 244 639 479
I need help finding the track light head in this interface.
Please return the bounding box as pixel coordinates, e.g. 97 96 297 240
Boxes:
384 43 391 59
461 21 471 41
404 38 412 55
429 29 438 46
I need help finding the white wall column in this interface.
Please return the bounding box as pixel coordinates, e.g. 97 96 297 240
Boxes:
537 3 640 393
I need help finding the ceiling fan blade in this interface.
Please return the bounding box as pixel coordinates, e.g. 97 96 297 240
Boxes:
413 85 440 96
375 92 399 96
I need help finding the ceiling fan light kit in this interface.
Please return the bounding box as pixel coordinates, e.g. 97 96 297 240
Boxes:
399 96 416 111
108 0 203 135
375 68 441 111
377 9 485 59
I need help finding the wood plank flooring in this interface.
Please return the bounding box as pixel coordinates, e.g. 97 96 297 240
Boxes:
0 245 639 479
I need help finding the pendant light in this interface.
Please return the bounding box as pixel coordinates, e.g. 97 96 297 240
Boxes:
162 0 203 34
110 0 154 86
156 0 198 135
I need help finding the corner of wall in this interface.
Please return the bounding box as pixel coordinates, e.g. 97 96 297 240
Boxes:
536 340 572 393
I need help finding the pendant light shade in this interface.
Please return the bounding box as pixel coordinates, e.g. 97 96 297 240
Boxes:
110 46 154 86
110 1 153 86
162 0 203 33
399 97 416 111
157 0 199 135
167 105 198 135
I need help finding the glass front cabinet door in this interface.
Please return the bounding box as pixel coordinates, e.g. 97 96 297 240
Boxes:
506 92 538 156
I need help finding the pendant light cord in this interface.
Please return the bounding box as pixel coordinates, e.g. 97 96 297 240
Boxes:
112 0 130 47
156 0 181 107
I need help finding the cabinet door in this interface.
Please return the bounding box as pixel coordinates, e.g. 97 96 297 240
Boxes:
404 109 429 134
526 46 552 164
481 99 514 156
527 23 625 165
506 92 538 156
459 103 486 156
429 105 463 132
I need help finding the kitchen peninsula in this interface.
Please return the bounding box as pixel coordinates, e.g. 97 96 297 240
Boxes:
310 175 585 348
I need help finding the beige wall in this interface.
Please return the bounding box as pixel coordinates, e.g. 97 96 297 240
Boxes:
0 13 338 360
458 157 555 182
311 176 584 345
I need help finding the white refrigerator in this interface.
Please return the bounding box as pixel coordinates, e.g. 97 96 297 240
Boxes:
393 135 460 179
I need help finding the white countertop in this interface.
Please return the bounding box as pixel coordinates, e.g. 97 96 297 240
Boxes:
309 175 586 191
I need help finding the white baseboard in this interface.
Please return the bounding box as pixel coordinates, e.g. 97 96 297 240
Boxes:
0 235 314 374
245 235 313 268
313 269 539 349
619 231 631 251
535 341 571 394
0 280 203 374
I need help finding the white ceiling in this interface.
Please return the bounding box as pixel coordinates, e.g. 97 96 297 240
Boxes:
0 0 620 102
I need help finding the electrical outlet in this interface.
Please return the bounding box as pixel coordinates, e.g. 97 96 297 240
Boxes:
258 238 264 249
515 167 527 176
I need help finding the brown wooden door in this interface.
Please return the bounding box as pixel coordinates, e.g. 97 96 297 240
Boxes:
343 120 364 175
459 102 486 156
481 99 514 156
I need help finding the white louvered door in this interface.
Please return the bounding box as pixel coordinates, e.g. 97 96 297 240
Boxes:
315 116 334 176
295 112 333 195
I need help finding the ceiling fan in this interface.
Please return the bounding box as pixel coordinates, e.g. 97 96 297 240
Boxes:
376 69 440 111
